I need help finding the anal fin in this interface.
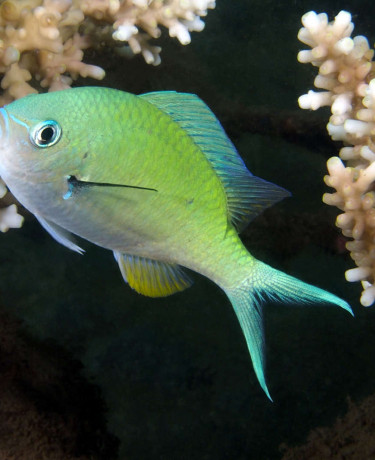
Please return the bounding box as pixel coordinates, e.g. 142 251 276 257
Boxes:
114 251 193 297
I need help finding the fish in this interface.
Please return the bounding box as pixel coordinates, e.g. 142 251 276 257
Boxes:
0 87 352 399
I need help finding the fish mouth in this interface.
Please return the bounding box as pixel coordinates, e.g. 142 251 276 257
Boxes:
0 107 10 145
0 108 11 179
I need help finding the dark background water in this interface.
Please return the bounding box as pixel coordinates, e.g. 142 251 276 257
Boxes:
1 0 375 459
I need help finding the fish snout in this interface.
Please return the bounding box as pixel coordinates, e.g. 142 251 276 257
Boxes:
0 107 11 177
0 108 9 144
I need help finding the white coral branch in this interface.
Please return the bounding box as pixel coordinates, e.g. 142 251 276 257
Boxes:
298 10 375 306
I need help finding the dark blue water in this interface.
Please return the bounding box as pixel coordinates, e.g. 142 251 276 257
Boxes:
1 1 375 458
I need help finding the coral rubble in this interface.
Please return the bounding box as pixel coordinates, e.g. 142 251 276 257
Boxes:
297 11 375 306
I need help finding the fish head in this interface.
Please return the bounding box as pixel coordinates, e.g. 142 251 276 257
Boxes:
0 88 103 211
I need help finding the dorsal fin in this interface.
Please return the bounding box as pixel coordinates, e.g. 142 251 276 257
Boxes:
140 91 289 231
114 251 193 297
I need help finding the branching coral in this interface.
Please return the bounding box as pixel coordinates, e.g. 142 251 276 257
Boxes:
0 177 23 231
297 11 375 306
0 0 215 233
0 0 215 103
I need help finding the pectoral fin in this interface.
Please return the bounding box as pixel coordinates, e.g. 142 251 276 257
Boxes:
36 214 84 254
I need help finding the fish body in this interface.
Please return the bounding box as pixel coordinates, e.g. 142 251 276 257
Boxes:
2 90 232 277
0 87 352 399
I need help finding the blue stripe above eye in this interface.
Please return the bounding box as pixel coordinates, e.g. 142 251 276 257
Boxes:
9 113 29 130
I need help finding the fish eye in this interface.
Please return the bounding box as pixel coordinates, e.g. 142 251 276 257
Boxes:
30 120 62 148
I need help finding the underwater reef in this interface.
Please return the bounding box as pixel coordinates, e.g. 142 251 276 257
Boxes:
0 0 375 459
0 307 118 459
281 394 375 460
298 10 375 307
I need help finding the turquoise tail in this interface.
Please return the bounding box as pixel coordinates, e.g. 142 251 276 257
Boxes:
224 261 353 401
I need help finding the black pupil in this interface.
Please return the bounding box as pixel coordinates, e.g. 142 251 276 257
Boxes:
39 126 55 144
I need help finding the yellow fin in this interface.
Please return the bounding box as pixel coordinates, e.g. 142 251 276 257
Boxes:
114 252 193 297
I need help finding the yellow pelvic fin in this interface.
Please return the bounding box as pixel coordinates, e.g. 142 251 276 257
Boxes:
114 251 193 297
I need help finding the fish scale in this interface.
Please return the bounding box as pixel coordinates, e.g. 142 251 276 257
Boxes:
0 86 353 400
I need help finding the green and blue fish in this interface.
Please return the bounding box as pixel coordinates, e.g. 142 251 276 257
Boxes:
0 87 352 399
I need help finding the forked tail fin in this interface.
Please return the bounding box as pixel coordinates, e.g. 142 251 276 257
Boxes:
224 261 353 401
